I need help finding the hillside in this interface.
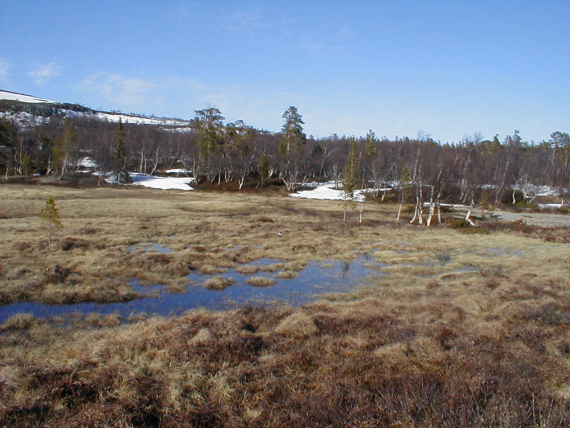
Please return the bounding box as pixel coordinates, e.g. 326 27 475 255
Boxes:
0 89 190 129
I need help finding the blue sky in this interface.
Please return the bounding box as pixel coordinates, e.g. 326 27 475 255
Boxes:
0 0 568 143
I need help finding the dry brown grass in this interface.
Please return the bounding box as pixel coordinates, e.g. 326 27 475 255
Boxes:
203 276 234 290
0 184 394 304
245 277 275 287
2 184 570 426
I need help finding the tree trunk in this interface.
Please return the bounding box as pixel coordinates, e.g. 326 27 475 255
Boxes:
426 186 435 227
465 198 476 226
59 154 68 180
149 148 160 175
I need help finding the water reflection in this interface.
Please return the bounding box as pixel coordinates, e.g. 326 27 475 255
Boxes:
0 256 388 323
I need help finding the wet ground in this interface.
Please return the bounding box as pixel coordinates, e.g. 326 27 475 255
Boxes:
492 210 570 227
0 256 388 323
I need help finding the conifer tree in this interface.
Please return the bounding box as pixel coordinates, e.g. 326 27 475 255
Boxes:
258 152 269 187
365 130 377 158
280 106 306 155
41 197 63 246
342 139 360 223
190 107 225 158
113 118 129 183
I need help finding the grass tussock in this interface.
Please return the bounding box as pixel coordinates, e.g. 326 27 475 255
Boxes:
245 277 275 287
203 276 234 290
277 270 298 279
235 264 260 275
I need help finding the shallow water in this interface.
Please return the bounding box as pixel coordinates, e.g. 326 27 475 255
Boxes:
128 243 173 253
0 256 388 323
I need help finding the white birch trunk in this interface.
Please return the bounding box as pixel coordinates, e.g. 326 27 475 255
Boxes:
465 198 476 226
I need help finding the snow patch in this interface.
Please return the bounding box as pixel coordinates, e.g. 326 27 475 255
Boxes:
289 182 367 202
129 173 195 191
93 111 189 127
538 203 566 209
0 89 54 104
77 157 98 168
165 168 191 174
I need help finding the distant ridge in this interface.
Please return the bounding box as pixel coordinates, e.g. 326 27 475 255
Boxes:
0 89 190 128
0 89 55 104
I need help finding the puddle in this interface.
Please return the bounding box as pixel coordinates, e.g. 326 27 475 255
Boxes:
454 266 481 273
483 247 525 257
0 256 388 324
128 243 173 253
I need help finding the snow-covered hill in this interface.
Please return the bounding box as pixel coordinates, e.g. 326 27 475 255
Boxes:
0 89 191 129
0 89 55 104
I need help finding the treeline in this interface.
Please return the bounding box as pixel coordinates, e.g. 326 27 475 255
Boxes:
0 106 569 206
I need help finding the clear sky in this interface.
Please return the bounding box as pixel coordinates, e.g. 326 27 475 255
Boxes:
1 0 568 143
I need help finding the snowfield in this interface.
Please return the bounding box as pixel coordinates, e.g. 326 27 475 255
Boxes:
128 173 195 191
289 182 385 202
0 89 54 103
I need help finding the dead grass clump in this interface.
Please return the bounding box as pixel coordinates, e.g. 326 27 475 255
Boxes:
203 276 234 290
60 237 104 251
277 270 298 279
44 264 70 284
165 261 190 276
6 267 30 280
425 279 441 289
292 243 316 253
211 256 238 269
1 313 37 331
77 226 100 235
85 312 122 327
190 327 218 345
235 264 260 275
13 241 31 252
198 264 227 274
165 281 186 293
373 342 410 363
245 277 275 287
522 302 570 326
273 312 318 338
145 253 172 264
0 366 23 391
258 263 284 273
283 261 307 272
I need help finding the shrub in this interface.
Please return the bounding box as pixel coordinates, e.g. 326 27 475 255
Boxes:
41 197 63 245
257 217 274 223
451 218 470 229
460 227 490 235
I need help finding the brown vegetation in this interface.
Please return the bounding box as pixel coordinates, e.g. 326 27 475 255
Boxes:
1 184 570 426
